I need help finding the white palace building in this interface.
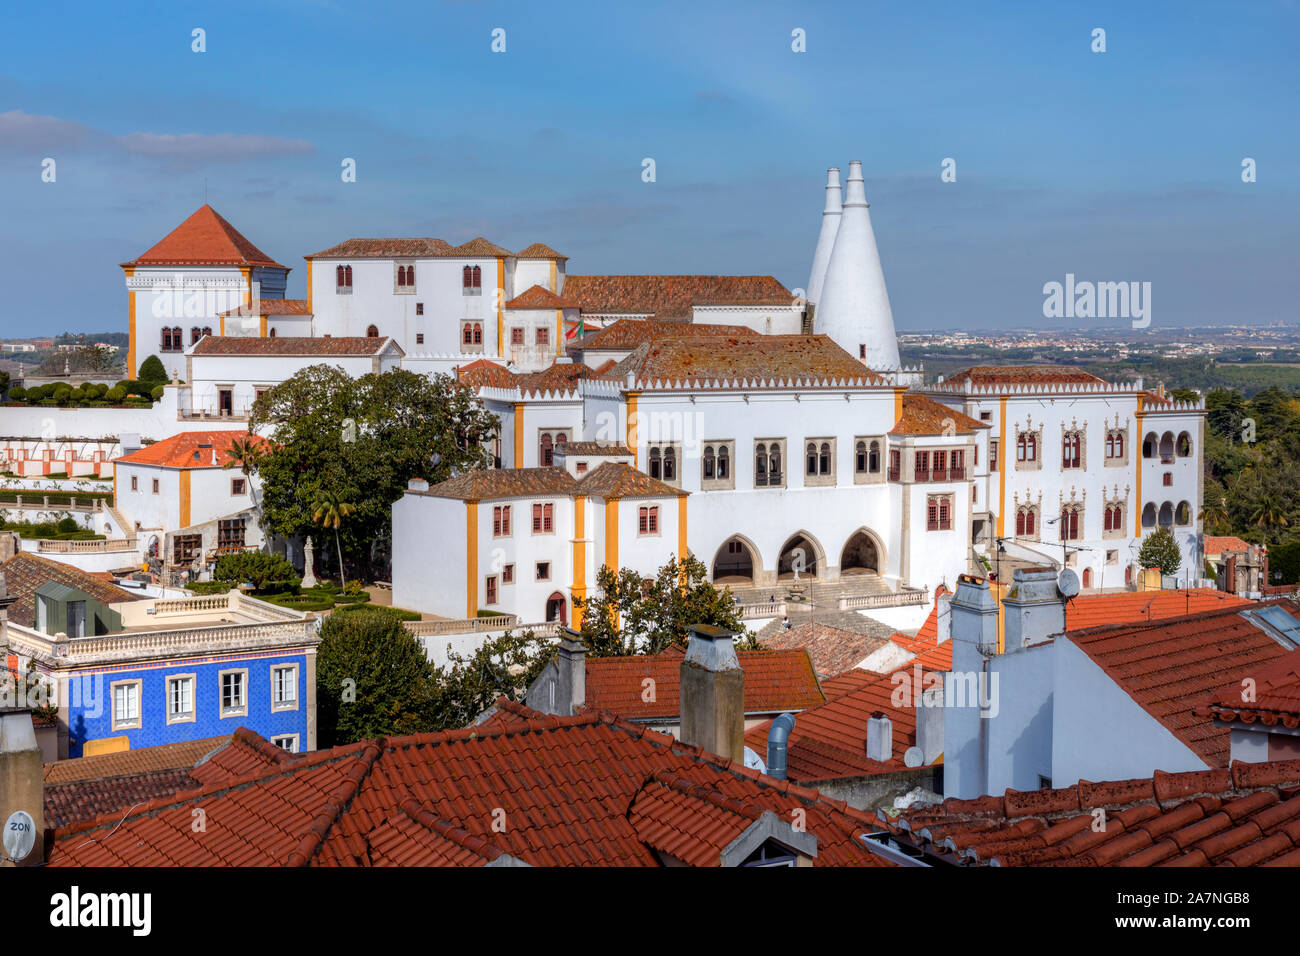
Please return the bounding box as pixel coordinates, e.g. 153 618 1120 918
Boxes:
11 162 1202 619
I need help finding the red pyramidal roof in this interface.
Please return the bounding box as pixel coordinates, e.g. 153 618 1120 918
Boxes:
122 205 289 271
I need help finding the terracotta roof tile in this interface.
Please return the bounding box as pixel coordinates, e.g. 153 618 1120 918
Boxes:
190 335 400 357
1068 603 1292 767
573 462 687 500
892 394 988 435
43 735 230 784
609 335 883 390
505 284 577 310
879 761 1300 866
516 242 568 260
219 299 312 317
306 238 452 259
1 552 146 629
574 318 759 352
447 237 513 258
584 648 822 721
114 429 269 470
122 205 288 270
417 467 578 501
944 365 1109 387
1205 536 1253 555
456 359 517 389
758 622 891 676
563 275 795 319
1202 643 1300 730
47 711 892 867
558 441 632 457
1063 588 1251 630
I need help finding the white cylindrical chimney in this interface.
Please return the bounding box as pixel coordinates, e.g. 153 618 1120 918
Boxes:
815 161 902 370
805 168 842 307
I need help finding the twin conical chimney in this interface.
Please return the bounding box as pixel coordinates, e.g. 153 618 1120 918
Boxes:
805 167 842 308
812 161 901 370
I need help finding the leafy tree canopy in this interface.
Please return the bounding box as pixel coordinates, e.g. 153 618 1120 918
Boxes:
212 551 299 591
137 354 168 386
574 554 755 657
249 365 499 577
1137 527 1183 574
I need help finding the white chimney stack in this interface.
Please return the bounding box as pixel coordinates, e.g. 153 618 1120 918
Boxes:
814 161 902 370
805 167 842 307
866 712 893 763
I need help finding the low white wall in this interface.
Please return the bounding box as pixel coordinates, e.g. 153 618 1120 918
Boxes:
18 539 144 573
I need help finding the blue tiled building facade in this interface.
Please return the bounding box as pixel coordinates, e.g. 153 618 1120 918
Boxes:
62 647 316 758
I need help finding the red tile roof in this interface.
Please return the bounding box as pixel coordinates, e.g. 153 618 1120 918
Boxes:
190 335 400 357
306 238 453 259
944 365 1108 387
558 441 632 457
122 205 289 271
505 284 577 310
1067 603 1295 767
447 237 513 258
609 335 884 390
1201 646 1300 730
1 552 145 629
46 709 894 867
583 648 823 721
42 728 298 829
563 275 795 319
1205 536 1253 556
114 430 269 470
892 394 988 436
516 242 568 260
876 760 1300 866
417 467 578 501
456 359 518 389
745 666 935 781
1062 588 1251 631
573 461 686 500
759 622 891 676
575 318 758 352
220 299 312 317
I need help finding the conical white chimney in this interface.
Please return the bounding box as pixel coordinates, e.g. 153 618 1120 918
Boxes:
815 161 901 370
805 168 842 307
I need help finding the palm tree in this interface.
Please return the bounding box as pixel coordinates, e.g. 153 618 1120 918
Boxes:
223 435 269 526
312 491 355 586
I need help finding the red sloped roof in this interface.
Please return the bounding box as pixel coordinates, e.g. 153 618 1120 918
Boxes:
1063 588 1252 630
47 709 894 867
877 760 1300 866
122 205 289 270
114 430 269 470
1204 535 1253 556
744 666 936 781
1068 603 1294 767
1201 646 1300 730
583 648 824 720
505 284 577 310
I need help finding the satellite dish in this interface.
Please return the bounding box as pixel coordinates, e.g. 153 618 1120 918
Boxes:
1057 568 1080 599
3 810 36 862
743 746 766 774
903 746 924 769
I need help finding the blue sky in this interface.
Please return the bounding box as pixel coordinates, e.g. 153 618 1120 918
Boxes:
0 0 1296 336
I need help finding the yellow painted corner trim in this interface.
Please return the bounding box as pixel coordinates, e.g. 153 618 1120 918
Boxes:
259 315 267 338
466 501 479 617
625 392 640 456
178 469 192 528
572 495 587 629
496 258 506 358
513 403 525 467
996 396 1008 540
306 259 313 314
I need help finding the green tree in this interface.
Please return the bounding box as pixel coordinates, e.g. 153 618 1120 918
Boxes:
574 554 753 656
138 354 168 386
1205 388 1246 441
1137 527 1183 575
316 607 439 745
250 365 498 578
212 551 299 591
312 490 355 586
429 629 557 730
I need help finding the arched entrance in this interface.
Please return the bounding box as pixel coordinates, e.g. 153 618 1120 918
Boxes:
778 533 821 580
713 536 757 585
545 592 567 625
839 530 881 576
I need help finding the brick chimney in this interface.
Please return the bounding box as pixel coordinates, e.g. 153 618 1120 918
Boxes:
679 625 745 763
